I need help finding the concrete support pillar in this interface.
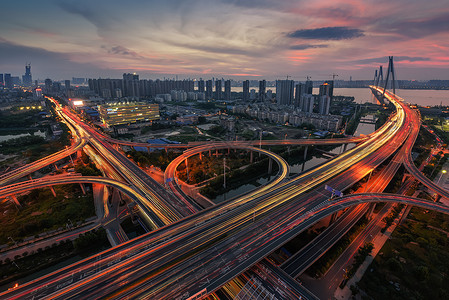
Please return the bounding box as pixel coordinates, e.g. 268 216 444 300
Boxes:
301 162 305 172
250 151 253 163
367 203 376 219
215 149 218 157
9 195 21 208
147 147 150 153
303 146 308 160
228 148 230 155
209 150 212 157
329 212 338 225
199 152 203 160
343 143 348 152
165 147 168 153
185 158 189 179
268 158 273 174
76 149 83 159
28 174 32 180
287 146 291 155
79 183 86 195
53 163 58 171
50 186 57 197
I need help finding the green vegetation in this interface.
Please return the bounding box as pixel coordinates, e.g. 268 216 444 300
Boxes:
0 106 71 161
307 216 369 278
375 110 392 130
200 157 276 200
0 185 95 245
0 240 76 288
73 228 109 256
345 242 374 280
126 149 181 171
0 109 44 129
358 207 449 299
0 135 45 155
75 152 102 176
345 110 362 135
382 205 404 233
141 122 178 134
0 228 109 289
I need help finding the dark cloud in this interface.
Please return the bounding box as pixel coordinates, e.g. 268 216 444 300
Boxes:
101 45 141 57
287 27 364 40
290 44 328 50
355 56 431 64
377 12 449 38
58 1 115 31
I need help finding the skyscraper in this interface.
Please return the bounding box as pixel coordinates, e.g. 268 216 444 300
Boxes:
294 83 304 108
123 73 140 98
4 74 12 89
0 74 3 87
243 80 249 102
65 80 71 90
276 80 295 106
206 80 213 99
215 80 222 99
258 80 266 101
305 79 313 94
318 82 332 115
224 80 231 101
44 78 52 93
302 94 314 113
22 63 32 87
198 79 205 93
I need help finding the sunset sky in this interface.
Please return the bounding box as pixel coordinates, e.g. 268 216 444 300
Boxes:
1 0 449 80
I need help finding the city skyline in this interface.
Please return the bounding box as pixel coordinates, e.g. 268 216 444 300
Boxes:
1 0 449 80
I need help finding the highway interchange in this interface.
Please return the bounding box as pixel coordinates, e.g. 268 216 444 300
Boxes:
1 87 449 299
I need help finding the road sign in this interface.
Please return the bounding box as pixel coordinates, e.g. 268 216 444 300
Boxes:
325 185 343 197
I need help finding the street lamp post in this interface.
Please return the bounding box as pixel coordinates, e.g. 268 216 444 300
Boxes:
437 170 447 186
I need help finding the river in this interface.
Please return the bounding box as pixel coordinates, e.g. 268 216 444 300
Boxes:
0 130 46 142
231 87 449 107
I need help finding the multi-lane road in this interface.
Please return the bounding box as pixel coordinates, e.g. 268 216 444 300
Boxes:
1 86 416 299
3 87 448 299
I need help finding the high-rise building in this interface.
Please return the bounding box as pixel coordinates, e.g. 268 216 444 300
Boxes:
44 78 52 93
266 89 273 100
198 79 205 93
215 80 222 99
65 80 71 90
0 74 3 87
123 73 140 98
276 80 295 106
206 80 213 99
305 79 313 94
224 80 231 101
22 63 32 87
319 95 330 115
243 80 249 101
258 80 266 101
4 74 12 89
250 89 256 100
294 83 304 108
318 82 333 115
302 94 314 113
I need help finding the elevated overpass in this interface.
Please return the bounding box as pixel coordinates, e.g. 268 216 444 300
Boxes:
1 86 413 299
